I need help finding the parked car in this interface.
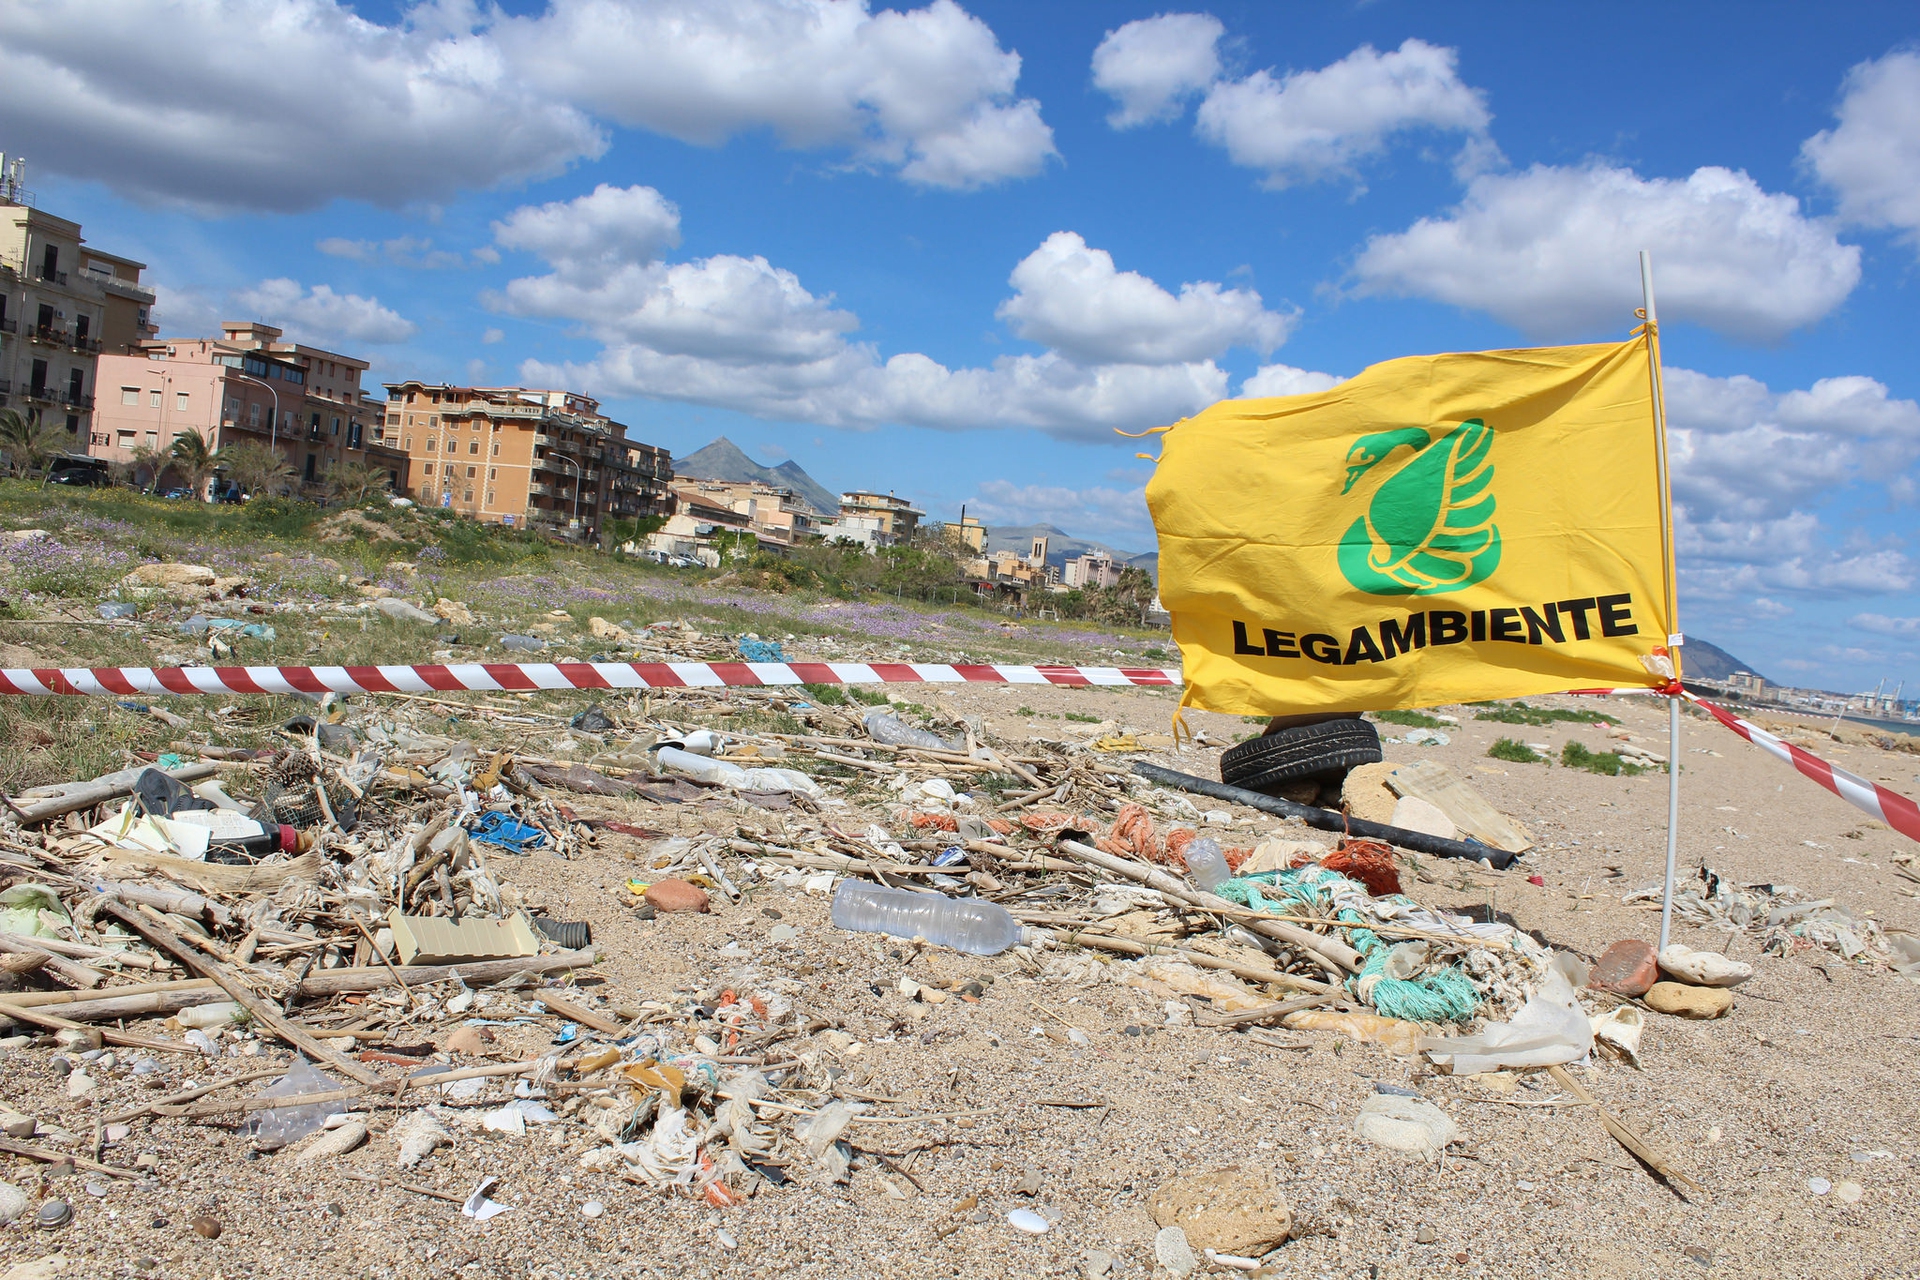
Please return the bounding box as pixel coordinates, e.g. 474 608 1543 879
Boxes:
159 487 194 500
47 467 109 487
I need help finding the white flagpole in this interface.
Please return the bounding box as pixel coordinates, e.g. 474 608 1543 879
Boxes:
1641 250 1681 953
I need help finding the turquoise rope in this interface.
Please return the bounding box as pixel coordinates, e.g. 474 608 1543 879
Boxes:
1216 867 1482 1023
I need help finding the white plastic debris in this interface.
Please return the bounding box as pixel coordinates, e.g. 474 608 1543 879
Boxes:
1590 1005 1646 1068
1421 954 1592 1074
462 1176 513 1221
1353 1094 1460 1159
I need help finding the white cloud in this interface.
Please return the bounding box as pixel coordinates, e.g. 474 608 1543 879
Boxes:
995 232 1291 364
316 235 465 269
149 282 226 342
1665 367 1920 523
1352 163 1860 342
962 480 1153 549
1850 613 1920 636
0 0 605 212
492 188 1250 439
1091 13 1224 129
481 328 505 345
1239 363 1343 398
1751 597 1794 618
491 184 682 274
0 0 1052 210
1802 50 1920 246
501 0 1055 190
1195 39 1490 187
232 279 418 346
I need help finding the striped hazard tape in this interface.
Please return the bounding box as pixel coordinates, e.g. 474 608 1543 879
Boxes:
0 660 1184 698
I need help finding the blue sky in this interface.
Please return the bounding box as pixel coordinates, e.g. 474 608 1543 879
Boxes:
6 1 1920 692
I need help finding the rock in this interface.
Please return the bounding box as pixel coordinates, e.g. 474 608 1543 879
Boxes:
1341 761 1400 825
433 598 475 625
124 563 215 589
1153 1225 1198 1278
190 1214 222 1238
587 616 629 642
1081 1249 1115 1279
1416 1225 1437 1244
643 879 711 914
1644 981 1734 1019
133 1155 158 1172
444 1026 486 1055
1149 1166 1292 1256
293 1120 368 1165
0 1108 35 1140
391 1111 452 1169
1587 939 1660 997
1658 943 1753 987
1389 795 1458 840
0 1182 28 1226
1353 1094 1460 1159
63 1071 96 1101
375 597 441 626
1834 1180 1864 1203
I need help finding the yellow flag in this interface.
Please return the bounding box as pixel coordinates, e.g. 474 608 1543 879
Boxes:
1148 336 1678 715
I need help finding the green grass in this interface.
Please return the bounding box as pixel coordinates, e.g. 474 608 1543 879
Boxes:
1474 701 1619 727
1560 740 1645 776
1373 708 1450 728
1487 737 1544 764
1063 711 1102 723
1014 705 1036 717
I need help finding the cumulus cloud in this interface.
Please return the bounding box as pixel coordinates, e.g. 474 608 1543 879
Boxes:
1850 613 1920 636
492 184 683 275
1195 39 1491 187
996 232 1291 364
1352 164 1860 342
0 0 1052 211
962 479 1153 549
232 279 418 346
1802 50 1920 246
1091 13 1224 128
500 0 1055 190
1239 363 1344 398
492 187 1254 439
0 0 605 212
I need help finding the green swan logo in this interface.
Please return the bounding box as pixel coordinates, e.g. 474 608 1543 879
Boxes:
1336 418 1500 596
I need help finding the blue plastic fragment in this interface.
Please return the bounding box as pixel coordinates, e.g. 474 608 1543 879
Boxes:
737 637 785 663
469 811 547 853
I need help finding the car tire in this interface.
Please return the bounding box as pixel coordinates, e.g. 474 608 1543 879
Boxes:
1219 717 1383 795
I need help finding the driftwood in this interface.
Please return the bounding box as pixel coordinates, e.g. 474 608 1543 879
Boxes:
1032 921 1333 995
0 933 104 988
9 762 221 824
0 997 195 1054
1547 1063 1708 1200
1194 992 1333 1028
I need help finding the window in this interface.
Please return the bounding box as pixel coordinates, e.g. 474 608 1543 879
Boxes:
445 439 456 453
117 430 135 447
486 491 495 504
149 390 161 408
469 440 479 454
429 416 439 427
386 414 398 426
331 416 341 436
464 490 474 503
249 403 261 426
121 387 139 406
144 431 157 447
404 436 412 450
488 468 496 480
422 462 434 475
304 453 317 483
466 466 476 478
425 438 436 451
491 443 499 456
176 392 189 411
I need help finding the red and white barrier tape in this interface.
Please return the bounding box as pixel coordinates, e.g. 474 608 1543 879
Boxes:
0 661 1183 698
3 659 1912 843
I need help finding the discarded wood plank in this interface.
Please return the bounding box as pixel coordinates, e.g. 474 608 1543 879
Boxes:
100 848 321 895
0 998 189 1053
1546 1063 1706 1200
98 900 385 1087
0 933 104 988
0 977 216 1008
290 948 598 996
540 992 623 1035
100 1067 287 1126
1386 760 1534 854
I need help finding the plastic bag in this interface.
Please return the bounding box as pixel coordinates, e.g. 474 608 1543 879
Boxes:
248 1057 342 1150
1420 953 1592 1074
0 884 70 939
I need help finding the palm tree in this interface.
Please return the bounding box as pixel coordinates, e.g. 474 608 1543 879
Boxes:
325 458 389 505
166 430 219 501
127 442 171 494
221 440 294 500
0 409 67 480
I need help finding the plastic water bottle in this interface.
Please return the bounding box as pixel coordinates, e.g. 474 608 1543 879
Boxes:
830 881 1021 955
862 709 961 752
1184 836 1231 893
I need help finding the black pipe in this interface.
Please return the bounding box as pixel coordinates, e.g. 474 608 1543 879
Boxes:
1130 761 1519 870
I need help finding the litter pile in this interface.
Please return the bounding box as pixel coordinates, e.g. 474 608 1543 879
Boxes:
1625 863 1920 976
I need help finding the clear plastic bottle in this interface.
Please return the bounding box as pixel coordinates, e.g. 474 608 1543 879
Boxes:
830 881 1021 955
862 709 961 752
1184 836 1231 893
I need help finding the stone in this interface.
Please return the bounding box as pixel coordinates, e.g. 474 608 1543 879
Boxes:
1149 1166 1292 1256
190 1215 222 1239
587 616 629 642
63 1072 96 1102
1389 795 1458 841
1153 1226 1198 1277
293 1120 368 1165
1353 1094 1460 1159
124 563 216 588
1644 981 1734 1019
1658 943 1753 987
1340 761 1400 825
1587 939 1660 997
643 879 711 914
0 1182 28 1226
0 1108 35 1140
433 598 475 626
444 1026 486 1055
375 597 441 626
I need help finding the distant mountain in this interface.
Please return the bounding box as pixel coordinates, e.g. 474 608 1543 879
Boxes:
675 437 840 516
1683 638 1769 684
980 523 1144 569
1127 551 1158 583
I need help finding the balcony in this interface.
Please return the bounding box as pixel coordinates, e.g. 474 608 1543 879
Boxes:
68 334 100 354
64 391 94 410
0 318 15 334
25 385 52 403
36 267 67 286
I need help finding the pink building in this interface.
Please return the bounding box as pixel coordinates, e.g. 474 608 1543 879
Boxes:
89 322 406 496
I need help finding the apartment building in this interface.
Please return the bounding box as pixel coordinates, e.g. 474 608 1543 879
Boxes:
381 382 670 538
90 322 406 495
665 478 822 551
836 490 925 543
0 156 156 444
1063 551 1122 589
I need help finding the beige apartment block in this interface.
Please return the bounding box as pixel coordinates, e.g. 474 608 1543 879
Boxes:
832 490 925 545
0 157 156 449
91 322 406 496
666 477 823 550
382 382 670 539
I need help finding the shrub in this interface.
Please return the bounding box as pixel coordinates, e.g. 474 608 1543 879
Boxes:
1474 701 1618 727
1375 708 1449 728
1561 740 1643 776
1487 737 1543 764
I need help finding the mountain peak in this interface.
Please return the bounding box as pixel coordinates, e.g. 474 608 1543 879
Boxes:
675 439 839 517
